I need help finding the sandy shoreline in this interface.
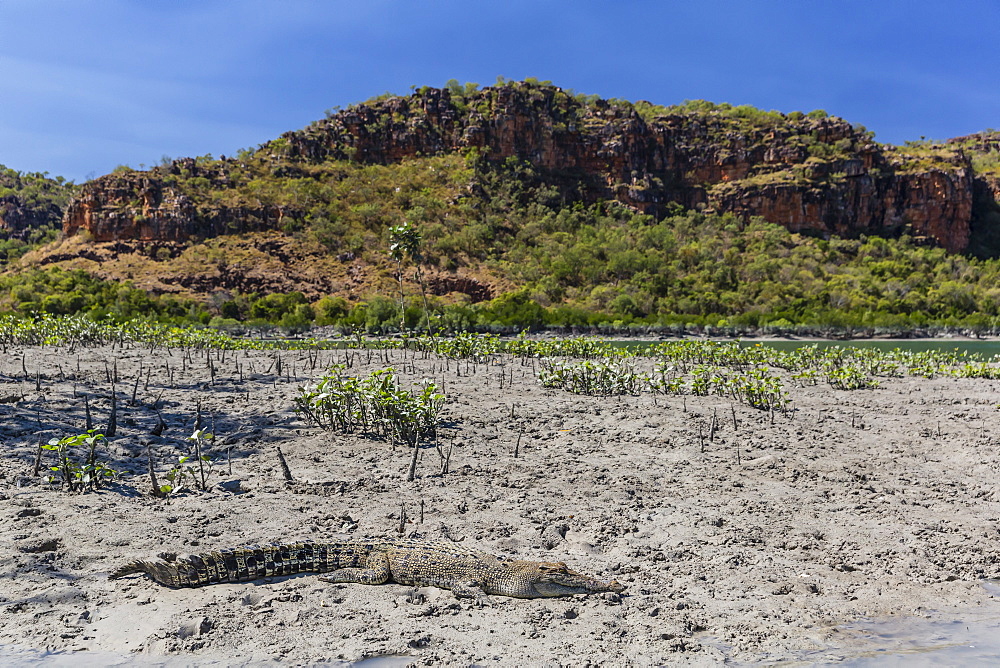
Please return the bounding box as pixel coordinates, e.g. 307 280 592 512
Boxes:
3 343 1000 664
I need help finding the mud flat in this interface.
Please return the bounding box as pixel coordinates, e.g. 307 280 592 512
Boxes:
2 343 1000 665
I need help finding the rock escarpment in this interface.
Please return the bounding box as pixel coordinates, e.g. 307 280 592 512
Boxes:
62 83 980 253
707 161 973 252
0 167 74 240
0 195 60 239
62 160 290 242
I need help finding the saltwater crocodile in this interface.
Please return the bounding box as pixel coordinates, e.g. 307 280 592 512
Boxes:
110 538 625 599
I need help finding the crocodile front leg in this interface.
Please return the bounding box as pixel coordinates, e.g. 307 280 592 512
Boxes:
319 550 391 585
450 580 491 605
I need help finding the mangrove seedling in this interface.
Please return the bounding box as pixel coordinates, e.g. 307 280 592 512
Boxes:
187 428 215 491
159 455 208 498
42 429 117 493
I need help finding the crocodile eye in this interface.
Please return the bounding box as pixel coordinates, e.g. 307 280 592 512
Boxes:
539 562 572 574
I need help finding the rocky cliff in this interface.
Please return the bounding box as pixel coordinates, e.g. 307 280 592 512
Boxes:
0 167 74 241
0 195 58 239
61 159 292 242
62 82 982 253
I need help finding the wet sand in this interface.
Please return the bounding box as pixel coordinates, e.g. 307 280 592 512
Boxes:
2 343 1000 665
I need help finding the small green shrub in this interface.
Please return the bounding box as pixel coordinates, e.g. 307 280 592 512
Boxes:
159 454 210 497
538 359 643 396
296 366 444 446
823 362 879 390
42 430 117 492
406 332 502 362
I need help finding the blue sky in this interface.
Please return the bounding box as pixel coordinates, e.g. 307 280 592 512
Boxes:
3 0 999 182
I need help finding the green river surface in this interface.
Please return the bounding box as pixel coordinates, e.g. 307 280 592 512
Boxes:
612 338 1000 358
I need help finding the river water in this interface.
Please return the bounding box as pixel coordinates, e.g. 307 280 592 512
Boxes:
612 338 1000 358
738 339 1000 358
746 582 1000 666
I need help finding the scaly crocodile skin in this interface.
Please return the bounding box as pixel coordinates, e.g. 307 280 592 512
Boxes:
110 538 624 599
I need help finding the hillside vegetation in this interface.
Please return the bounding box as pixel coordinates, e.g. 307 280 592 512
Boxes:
6 80 1000 332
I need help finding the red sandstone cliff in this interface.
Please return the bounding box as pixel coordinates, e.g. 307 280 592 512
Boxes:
62 83 978 253
0 169 73 240
0 195 56 239
61 159 295 242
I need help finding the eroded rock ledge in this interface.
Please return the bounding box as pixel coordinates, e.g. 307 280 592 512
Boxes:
63 83 976 252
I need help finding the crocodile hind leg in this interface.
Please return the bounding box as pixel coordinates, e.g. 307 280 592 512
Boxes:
318 551 391 586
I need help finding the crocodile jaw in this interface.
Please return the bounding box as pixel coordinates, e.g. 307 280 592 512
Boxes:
528 561 626 597
532 578 625 597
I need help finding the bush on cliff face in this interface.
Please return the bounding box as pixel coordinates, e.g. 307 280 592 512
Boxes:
0 166 75 211
0 224 59 263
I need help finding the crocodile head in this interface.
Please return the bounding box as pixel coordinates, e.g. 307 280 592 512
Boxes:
530 561 626 597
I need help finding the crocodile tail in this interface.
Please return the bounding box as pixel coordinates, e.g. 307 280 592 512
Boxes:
109 561 147 579
110 559 187 587
110 541 337 588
